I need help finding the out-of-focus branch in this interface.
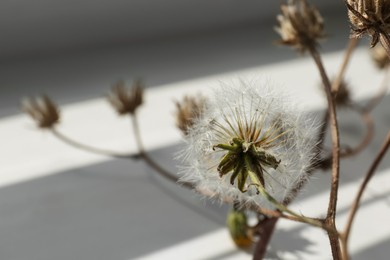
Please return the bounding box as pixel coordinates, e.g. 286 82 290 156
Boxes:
130 114 193 189
341 131 390 260
308 44 342 260
50 127 135 159
332 38 359 93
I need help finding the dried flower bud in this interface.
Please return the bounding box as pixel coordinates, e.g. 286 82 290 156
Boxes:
331 79 352 106
371 44 390 69
108 79 144 115
175 95 207 135
178 80 318 209
22 95 60 128
276 0 325 52
345 0 390 47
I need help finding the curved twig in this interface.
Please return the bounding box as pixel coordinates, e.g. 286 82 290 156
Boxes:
341 131 390 259
50 127 134 159
340 108 374 158
130 114 193 189
362 66 390 113
308 44 342 260
332 38 359 93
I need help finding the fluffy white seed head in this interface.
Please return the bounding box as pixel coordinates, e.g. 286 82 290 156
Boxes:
178 79 319 209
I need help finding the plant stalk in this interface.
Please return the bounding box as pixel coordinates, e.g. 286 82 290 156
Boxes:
308 44 342 259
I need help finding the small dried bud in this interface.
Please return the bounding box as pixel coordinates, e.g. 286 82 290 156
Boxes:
108 79 144 115
331 79 352 106
22 95 60 128
371 44 390 69
175 95 207 135
276 0 325 52
345 0 390 47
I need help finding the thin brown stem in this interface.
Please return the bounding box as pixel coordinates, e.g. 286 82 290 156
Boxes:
341 236 350 260
363 66 390 113
253 106 331 259
50 127 134 159
308 45 342 260
342 131 390 256
379 32 390 60
130 114 193 189
340 108 374 158
253 217 278 260
254 207 328 231
332 38 359 93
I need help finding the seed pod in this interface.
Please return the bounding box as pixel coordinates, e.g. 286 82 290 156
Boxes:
226 208 252 248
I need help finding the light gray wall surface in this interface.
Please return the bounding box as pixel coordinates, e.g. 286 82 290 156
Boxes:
0 0 343 58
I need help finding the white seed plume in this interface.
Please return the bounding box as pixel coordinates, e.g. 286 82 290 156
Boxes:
178 80 318 209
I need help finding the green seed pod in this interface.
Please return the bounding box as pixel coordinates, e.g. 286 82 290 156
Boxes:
226 208 252 248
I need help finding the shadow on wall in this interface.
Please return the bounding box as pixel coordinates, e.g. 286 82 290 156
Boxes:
0 94 388 259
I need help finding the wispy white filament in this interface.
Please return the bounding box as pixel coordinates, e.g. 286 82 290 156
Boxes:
178 79 319 209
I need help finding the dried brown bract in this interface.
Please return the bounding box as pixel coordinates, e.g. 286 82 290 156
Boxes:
371 44 390 68
175 95 206 135
332 79 351 106
22 95 60 128
276 0 325 52
108 79 144 115
345 0 390 47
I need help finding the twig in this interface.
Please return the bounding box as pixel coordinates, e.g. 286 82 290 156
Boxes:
253 217 278 260
341 131 390 259
308 44 342 260
319 108 374 163
130 114 193 189
250 114 330 259
281 36 358 202
362 66 390 113
50 127 134 159
332 38 359 93
340 108 374 158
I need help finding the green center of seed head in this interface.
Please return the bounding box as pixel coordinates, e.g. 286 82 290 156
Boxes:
214 138 281 193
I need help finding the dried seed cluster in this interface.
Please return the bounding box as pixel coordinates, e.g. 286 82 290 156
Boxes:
108 80 144 115
175 95 207 135
22 95 60 128
346 0 390 47
276 0 325 52
331 79 352 107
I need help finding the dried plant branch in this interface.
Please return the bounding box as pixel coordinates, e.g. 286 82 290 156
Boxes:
332 37 359 93
49 113 192 189
363 66 390 113
320 109 373 165
341 131 390 259
340 109 374 158
308 46 341 217
308 44 342 260
253 217 278 260
325 65 388 160
50 127 134 159
130 113 193 189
